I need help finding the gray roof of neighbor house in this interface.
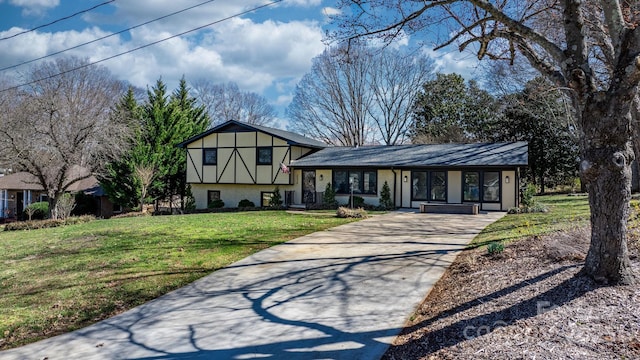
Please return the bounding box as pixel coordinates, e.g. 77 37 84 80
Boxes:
0 170 104 195
0 172 43 191
177 120 327 149
291 142 528 168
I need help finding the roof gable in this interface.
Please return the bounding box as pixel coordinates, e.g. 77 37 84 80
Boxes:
178 120 327 149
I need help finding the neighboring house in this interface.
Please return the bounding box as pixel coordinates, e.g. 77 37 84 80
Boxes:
0 171 114 221
180 120 529 211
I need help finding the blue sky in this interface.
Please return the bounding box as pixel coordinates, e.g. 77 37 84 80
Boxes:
0 0 481 121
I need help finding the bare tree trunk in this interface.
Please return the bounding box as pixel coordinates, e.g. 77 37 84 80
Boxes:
582 102 635 285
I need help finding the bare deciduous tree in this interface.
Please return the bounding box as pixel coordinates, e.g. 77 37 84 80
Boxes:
134 163 155 213
369 50 434 144
331 0 638 284
287 44 374 146
287 44 431 145
191 80 276 126
0 57 128 219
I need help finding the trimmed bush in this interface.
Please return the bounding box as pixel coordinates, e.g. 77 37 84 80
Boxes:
238 199 255 208
270 187 283 208
208 199 225 209
24 201 49 220
347 195 365 208
322 183 338 209
379 181 394 210
336 206 368 218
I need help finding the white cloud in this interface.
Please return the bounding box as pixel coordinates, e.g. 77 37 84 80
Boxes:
322 7 341 16
422 47 482 80
10 0 58 16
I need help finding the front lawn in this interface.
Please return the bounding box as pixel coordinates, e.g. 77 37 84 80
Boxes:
0 211 358 350
472 194 591 246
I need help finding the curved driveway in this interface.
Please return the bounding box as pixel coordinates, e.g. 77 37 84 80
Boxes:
0 210 504 360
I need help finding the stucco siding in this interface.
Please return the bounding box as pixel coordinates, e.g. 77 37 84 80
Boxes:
502 170 516 210
448 171 462 203
237 132 256 147
186 149 202 183
191 184 296 209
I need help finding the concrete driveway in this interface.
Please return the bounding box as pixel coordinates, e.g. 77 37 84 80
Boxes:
0 210 504 360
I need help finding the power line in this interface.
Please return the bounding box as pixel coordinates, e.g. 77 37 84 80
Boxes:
0 0 284 93
0 0 219 72
0 1 116 41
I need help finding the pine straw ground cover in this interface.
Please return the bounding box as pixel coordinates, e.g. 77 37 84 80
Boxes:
384 195 640 360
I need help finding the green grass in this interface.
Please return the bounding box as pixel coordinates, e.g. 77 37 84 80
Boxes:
0 211 358 349
472 194 591 247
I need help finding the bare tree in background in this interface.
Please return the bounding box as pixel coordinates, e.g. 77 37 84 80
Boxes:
134 163 155 213
331 0 639 284
0 57 128 219
288 44 430 145
368 50 434 144
287 44 374 146
191 80 276 126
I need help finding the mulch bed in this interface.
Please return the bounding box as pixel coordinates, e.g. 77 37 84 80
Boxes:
383 226 640 360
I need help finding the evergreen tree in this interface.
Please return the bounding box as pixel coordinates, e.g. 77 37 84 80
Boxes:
322 183 338 209
379 181 394 210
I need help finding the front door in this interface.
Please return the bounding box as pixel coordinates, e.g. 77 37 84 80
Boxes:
302 170 316 205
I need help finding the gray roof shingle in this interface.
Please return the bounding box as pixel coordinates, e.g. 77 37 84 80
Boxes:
290 142 528 168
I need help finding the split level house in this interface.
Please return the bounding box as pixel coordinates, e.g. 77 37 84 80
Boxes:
178 120 528 212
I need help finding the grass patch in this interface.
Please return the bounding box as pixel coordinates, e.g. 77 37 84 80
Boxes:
0 211 358 349
472 194 591 247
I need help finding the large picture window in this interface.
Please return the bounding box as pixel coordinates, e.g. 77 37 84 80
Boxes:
412 172 428 200
483 171 500 202
430 171 446 201
203 148 217 165
333 170 377 195
463 171 501 202
463 172 480 202
412 171 446 201
257 147 272 165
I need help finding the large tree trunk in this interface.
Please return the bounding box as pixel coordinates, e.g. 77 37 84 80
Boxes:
582 101 636 285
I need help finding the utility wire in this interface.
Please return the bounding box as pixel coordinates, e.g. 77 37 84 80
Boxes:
0 0 116 41
0 0 283 93
0 0 218 72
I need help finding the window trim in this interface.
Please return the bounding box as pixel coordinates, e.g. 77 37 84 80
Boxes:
462 171 481 202
482 171 501 203
411 170 447 202
207 190 221 206
462 171 502 203
261 191 275 207
256 147 273 165
333 169 377 195
203 148 217 165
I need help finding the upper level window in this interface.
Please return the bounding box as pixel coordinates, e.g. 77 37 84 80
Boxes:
257 147 272 165
203 148 217 165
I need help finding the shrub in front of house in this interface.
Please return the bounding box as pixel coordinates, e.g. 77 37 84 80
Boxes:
4 215 95 231
208 199 225 209
322 183 338 209
24 201 49 220
238 199 255 208
346 195 365 209
379 181 394 210
270 187 283 209
336 206 368 218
